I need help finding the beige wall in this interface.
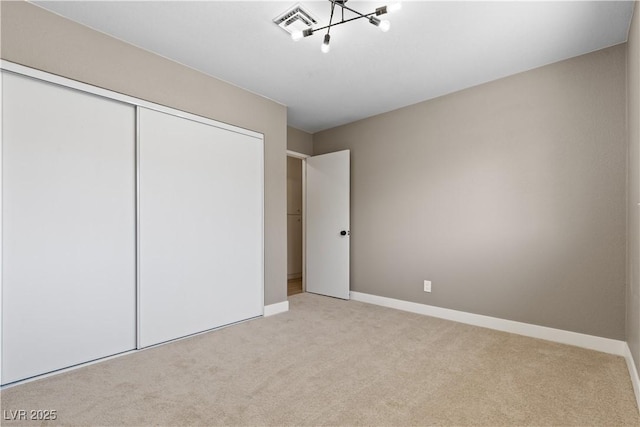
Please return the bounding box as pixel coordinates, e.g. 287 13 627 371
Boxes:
287 126 313 156
627 4 640 372
315 45 628 339
0 1 288 305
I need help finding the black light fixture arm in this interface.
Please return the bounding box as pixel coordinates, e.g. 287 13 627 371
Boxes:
327 0 336 34
329 0 369 19
311 12 377 34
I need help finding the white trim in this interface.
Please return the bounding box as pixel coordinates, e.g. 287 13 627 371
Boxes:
0 66 4 383
259 132 266 327
350 291 627 356
0 61 262 140
624 343 640 413
0 350 136 390
264 300 289 317
301 159 307 293
286 149 311 159
135 107 141 350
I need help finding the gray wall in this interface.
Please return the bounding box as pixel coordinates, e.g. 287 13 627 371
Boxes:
627 4 640 372
314 45 627 340
287 126 313 156
0 1 288 305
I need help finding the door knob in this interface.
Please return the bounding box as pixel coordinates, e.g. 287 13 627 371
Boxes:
340 230 350 236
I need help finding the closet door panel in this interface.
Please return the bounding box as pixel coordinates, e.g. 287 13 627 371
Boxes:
1 72 136 384
138 108 263 348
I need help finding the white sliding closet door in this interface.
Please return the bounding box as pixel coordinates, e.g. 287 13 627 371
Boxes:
1 72 136 385
138 108 263 348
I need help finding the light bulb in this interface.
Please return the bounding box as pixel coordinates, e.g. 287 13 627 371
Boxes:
321 34 331 53
291 30 303 41
388 3 402 13
379 20 391 32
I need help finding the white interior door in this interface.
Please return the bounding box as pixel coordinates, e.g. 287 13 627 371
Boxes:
138 108 263 348
1 72 136 384
306 150 350 299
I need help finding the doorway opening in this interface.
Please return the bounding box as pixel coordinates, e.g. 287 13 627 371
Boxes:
287 153 306 297
286 149 350 300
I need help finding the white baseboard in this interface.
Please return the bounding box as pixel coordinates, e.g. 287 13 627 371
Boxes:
623 343 640 412
351 291 639 413
264 300 289 317
350 291 626 356
0 349 136 390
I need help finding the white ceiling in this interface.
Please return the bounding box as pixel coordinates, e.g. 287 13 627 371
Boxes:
33 1 635 133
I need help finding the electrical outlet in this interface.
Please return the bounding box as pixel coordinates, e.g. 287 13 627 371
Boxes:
424 280 432 293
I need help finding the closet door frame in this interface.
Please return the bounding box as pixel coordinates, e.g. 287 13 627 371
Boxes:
0 60 265 382
0 61 262 140
2 72 138 384
136 107 264 349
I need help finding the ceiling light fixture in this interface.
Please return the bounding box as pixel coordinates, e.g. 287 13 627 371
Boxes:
289 0 401 52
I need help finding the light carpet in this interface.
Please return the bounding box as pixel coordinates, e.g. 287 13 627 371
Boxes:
1 293 638 426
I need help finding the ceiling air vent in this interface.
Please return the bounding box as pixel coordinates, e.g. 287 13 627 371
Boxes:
273 3 318 35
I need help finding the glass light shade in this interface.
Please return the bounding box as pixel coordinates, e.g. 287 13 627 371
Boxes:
321 34 331 53
388 3 402 13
